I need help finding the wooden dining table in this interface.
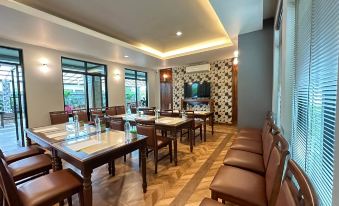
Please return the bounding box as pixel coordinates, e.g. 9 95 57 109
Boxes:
110 114 194 165
25 124 148 206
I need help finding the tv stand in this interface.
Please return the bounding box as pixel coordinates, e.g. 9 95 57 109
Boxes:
181 98 214 111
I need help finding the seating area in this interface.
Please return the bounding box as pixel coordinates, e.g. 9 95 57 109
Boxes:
0 0 338 205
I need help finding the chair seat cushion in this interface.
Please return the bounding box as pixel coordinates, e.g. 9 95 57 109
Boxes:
9 154 52 181
223 149 265 175
236 133 262 142
18 169 82 206
199 198 224 206
157 136 171 148
231 139 263 155
4 145 45 164
210 166 267 206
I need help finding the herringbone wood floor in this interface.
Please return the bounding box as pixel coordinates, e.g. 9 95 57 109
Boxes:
62 125 236 206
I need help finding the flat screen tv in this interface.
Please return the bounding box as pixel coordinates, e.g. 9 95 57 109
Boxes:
184 81 211 99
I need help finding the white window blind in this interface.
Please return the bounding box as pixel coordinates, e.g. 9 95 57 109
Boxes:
292 0 339 204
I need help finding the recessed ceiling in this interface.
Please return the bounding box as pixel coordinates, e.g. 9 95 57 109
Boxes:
13 0 233 59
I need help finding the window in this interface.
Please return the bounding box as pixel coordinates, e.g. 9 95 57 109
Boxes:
124 69 148 107
276 0 339 204
62 57 107 113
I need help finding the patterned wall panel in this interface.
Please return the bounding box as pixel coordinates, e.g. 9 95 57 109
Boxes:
172 59 233 123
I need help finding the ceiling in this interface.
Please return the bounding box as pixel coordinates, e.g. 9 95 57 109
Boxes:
0 0 276 69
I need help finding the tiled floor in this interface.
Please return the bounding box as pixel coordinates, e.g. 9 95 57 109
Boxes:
62 124 237 206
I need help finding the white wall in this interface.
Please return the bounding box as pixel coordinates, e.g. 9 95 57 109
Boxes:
0 37 158 127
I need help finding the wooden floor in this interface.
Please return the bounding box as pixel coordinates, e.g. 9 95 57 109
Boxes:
62 124 237 206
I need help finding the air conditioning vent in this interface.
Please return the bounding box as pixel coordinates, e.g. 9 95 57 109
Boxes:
185 64 210 74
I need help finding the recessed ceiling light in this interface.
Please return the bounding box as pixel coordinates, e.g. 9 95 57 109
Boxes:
124 55 129 58
176 31 183 36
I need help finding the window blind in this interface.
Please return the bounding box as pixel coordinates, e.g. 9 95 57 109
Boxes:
291 0 339 204
306 0 339 204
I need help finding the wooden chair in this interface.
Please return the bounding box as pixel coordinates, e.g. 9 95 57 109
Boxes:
49 111 69 125
130 107 137 114
0 159 84 206
160 109 173 117
72 109 89 123
136 119 172 174
105 107 117 116
180 111 202 145
90 108 105 124
143 109 155 116
115 106 125 115
0 145 45 164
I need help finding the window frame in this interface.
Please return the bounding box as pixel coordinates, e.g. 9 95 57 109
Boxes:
124 68 148 107
61 57 108 115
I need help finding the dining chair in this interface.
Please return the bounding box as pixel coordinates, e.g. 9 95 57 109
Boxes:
143 109 155 116
0 145 45 164
105 107 117 116
90 108 105 125
181 110 202 145
160 109 173 117
0 158 84 206
109 117 127 166
115 106 125 115
136 119 172 174
72 109 89 123
49 111 69 125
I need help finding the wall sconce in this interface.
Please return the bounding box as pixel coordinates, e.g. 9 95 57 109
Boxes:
233 58 239 65
163 74 168 81
40 63 49 73
114 70 121 80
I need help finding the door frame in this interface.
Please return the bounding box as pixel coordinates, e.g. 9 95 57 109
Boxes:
0 46 28 146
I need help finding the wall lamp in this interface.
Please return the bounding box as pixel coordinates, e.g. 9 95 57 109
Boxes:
114 70 121 80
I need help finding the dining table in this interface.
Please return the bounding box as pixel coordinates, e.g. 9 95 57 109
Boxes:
25 123 148 206
110 114 194 165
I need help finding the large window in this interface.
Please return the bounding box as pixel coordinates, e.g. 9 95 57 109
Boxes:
124 69 148 107
274 0 339 204
62 57 107 113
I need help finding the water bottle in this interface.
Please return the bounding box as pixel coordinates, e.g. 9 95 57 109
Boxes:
155 110 159 120
124 121 131 140
74 113 80 135
95 115 101 133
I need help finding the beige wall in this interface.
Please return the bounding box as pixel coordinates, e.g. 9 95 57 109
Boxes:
0 38 158 128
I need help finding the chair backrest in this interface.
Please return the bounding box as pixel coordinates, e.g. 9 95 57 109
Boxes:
262 131 275 169
0 158 22 206
160 109 173 117
136 121 156 148
265 133 289 205
276 160 318 206
130 107 137 114
185 110 195 119
143 109 155 116
90 108 104 121
105 107 117 116
72 109 88 122
49 111 69 125
115 106 125 115
110 117 124 131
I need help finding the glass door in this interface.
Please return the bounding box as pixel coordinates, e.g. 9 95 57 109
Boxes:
0 62 26 148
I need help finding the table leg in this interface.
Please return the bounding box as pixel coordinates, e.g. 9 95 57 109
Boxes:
82 169 93 206
140 144 147 193
172 129 178 166
26 136 32 146
189 125 193 153
203 118 207 142
52 149 62 171
211 115 214 135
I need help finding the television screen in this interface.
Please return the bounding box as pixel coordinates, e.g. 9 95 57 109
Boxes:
184 82 210 98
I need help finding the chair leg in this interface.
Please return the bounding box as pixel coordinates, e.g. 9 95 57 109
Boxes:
78 189 85 206
108 162 112 175
193 129 196 146
67 197 72 206
154 150 158 174
211 191 218 200
200 126 203 141
124 155 126 162
169 142 173 163
59 200 64 206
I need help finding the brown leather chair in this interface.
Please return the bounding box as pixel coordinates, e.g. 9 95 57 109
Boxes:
160 109 173 117
110 117 124 131
0 145 45 164
199 198 225 206
72 109 89 123
105 107 117 116
49 111 69 125
0 158 84 206
115 106 125 115
223 127 279 175
209 134 289 206
276 160 318 206
180 111 203 144
236 117 273 142
143 109 155 116
130 107 137 114
136 120 172 174
90 108 104 121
